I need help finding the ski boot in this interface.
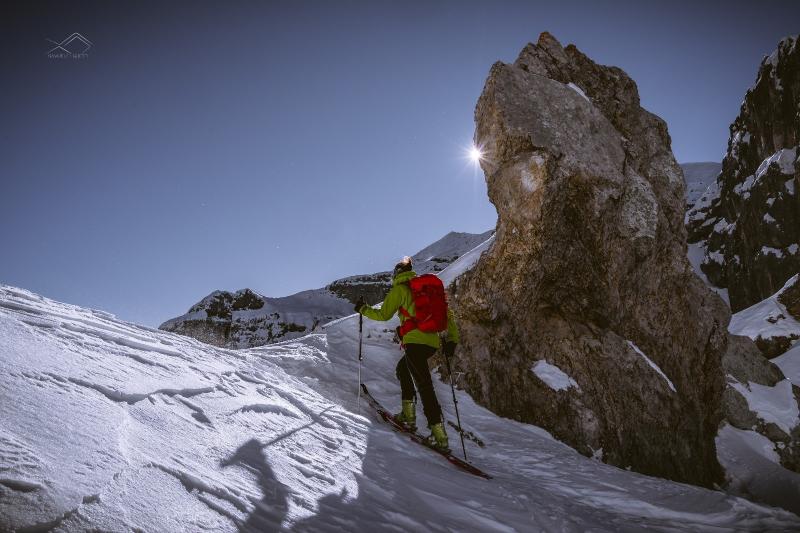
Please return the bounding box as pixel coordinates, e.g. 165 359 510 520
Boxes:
394 400 417 432
427 422 450 453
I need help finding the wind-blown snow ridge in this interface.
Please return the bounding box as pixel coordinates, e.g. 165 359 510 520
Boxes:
2 284 800 531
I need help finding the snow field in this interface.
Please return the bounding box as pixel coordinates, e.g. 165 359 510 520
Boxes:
3 238 800 531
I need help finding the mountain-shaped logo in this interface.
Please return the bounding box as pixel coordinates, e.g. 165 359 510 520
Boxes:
46 33 92 58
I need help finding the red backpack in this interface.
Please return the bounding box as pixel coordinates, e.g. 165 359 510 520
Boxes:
398 274 448 337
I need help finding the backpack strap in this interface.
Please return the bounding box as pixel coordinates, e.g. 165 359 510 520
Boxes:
397 306 417 338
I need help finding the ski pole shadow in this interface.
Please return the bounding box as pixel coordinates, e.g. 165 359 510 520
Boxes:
221 438 290 532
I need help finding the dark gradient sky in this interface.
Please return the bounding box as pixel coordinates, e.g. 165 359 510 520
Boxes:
2 1 798 326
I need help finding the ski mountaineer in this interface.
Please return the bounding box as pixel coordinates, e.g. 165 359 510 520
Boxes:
354 256 460 452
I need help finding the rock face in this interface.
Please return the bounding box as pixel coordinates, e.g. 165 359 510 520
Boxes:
723 273 800 476
720 331 800 475
730 274 800 359
328 231 494 304
327 272 393 306
160 231 492 349
686 36 800 312
159 288 351 348
450 33 729 487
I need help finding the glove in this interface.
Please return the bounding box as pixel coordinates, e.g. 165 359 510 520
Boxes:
443 341 457 358
354 296 365 314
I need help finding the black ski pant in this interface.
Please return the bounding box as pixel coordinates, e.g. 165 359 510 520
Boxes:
395 343 442 426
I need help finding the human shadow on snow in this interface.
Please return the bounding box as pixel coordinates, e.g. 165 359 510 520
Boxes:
221 406 341 532
221 438 290 532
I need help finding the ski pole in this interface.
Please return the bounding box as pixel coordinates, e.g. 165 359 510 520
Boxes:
443 341 467 461
357 311 363 410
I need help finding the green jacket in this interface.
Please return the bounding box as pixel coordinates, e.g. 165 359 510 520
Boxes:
359 270 459 349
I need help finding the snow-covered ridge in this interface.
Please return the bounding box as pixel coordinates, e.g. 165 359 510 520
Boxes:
160 230 493 349
3 285 800 530
411 230 494 272
438 233 495 287
729 274 800 356
683 36 800 312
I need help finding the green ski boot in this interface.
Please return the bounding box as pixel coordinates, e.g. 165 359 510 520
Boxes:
427 422 450 452
394 400 416 431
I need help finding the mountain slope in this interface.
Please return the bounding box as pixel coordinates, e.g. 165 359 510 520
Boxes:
3 275 800 529
159 230 493 349
158 287 353 349
685 36 799 312
730 274 800 358
681 162 721 207
720 273 800 492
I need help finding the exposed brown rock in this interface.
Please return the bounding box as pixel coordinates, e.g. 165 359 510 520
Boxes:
450 33 727 487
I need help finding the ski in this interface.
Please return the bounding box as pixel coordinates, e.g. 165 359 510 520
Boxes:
360 383 492 479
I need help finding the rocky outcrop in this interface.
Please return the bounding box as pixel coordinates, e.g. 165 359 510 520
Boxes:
686 36 800 312
729 274 800 359
450 33 729 487
721 332 800 473
327 232 494 304
160 230 493 349
327 273 393 305
159 288 348 348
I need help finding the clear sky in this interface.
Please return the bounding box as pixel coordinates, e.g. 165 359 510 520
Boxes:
2 1 798 326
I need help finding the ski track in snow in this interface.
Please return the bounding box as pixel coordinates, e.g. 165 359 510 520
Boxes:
1 283 800 531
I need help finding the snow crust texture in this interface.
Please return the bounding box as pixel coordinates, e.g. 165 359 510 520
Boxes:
2 285 800 531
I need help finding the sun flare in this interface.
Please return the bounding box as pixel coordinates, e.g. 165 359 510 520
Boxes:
469 145 483 163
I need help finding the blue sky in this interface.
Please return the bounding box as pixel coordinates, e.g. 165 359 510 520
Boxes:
1 1 798 326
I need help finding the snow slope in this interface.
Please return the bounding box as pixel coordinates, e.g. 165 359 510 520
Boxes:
681 162 721 207
681 162 729 306
775 343 800 384
411 230 495 274
729 274 800 345
3 282 800 529
716 424 800 517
